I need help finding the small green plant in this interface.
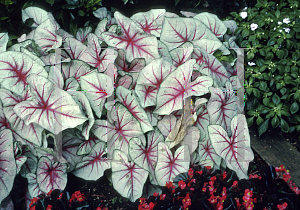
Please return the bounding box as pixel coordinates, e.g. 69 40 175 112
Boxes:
226 0 300 137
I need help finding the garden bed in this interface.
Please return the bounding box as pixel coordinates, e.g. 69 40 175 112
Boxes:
249 123 300 189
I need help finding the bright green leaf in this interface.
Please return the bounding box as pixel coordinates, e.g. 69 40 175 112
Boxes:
271 115 280 128
280 118 289 133
272 93 280 106
256 116 264 125
290 102 299 114
258 118 270 136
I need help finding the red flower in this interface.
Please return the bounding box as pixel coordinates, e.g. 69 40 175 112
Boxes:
178 180 186 189
29 197 39 208
195 170 203 175
160 194 166 200
69 190 85 205
188 168 194 178
165 181 175 190
46 205 52 210
232 181 238 188
277 202 288 210
153 192 159 197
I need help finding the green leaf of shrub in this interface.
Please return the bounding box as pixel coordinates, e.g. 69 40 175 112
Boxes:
263 98 269 106
267 38 276 46
272 93 280 106
242 29 250 37
246 116 254 127
290 102 299 114
256 116 264 125
280 118 289 133
271 115 280 128
258 118 270 136
279 88 286 95
259 82 267 91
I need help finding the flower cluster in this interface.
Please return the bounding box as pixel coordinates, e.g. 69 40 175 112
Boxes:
275 165 300 194
69 190 85 206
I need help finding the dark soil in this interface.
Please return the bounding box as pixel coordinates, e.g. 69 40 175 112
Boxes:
277 129 300 153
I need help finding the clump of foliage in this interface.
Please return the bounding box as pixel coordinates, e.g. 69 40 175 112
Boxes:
225 0 300 138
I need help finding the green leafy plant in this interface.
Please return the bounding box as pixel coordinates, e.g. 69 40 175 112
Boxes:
226 0 300 137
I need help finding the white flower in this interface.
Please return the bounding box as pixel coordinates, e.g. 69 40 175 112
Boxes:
278 21 282 25
248 62 256 66
250 23 258 31
243 7 248 10
279 29 282 32
284 28 291 33
283 18 290 24
240 11 247 19
274 27 276 30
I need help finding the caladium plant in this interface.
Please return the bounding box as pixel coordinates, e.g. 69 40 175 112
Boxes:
0 5 252 206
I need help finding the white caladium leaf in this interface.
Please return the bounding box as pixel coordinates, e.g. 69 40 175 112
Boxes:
93 7 112 20
230 75 242 91
13 74 88 135
130 9 166 37
178 126 200 155
129 127 164 185
101 11 160 65
91 119 116 143
95 18 108 41
160 17 219 51
169 42 194 67
0 33 9 53
107 102 145 159
157 40 172 64
76 134 99 156
208 114 254 180
0 129 16 205
223 20 238 34
0 87 44 147
0 51 48 96
112 150 148 202
40 50 71 66
80 71 113 119
153 60 195 115
155 142 190 186
193 12 227 37
22 6 49 28
61 60 95 84
20 145 38 178
198 136 222 168
192 39 222 55
61 129 84 172
207 81 236 137
116 86 153 133
33 19 62 52
156 114 177 138
76 27 92 43
36 156 68 193
72 141 111 180
26 173 46 198
80 34 118 73
144 106 158 127
197 49 229 87
64 37 88 59
20 47 45 67
180 11 197 18
194 100 210 141
56 29 74 41
67 91 94 140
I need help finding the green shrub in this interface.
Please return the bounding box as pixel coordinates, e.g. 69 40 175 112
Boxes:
225 0 300 137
